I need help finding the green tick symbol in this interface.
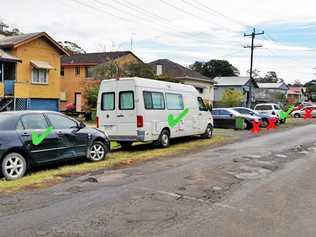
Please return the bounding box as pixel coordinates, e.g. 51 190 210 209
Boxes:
168 108 190 128
32 126 54 145
278 105 295 120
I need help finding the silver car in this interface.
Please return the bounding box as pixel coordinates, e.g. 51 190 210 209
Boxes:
292 106 316 118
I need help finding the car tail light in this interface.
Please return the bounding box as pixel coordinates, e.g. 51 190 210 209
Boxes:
96 116 99 128
137 115 144 128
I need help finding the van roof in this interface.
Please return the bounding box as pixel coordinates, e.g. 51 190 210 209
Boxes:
101 77 198 93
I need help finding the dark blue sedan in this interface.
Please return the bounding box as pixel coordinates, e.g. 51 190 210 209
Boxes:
0 111 110 180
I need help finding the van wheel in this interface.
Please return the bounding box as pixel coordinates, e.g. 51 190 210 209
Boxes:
201 124 213 139
158 129 170 148
1 152 27 180
119 141 133 150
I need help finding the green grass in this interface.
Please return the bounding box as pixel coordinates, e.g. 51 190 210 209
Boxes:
0 135 230 193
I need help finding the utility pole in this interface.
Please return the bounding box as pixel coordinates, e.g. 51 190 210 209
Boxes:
130 33 136 51
244 28 264 107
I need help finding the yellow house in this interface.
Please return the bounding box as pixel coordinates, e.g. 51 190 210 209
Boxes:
0 32 69 111
60 51 142 112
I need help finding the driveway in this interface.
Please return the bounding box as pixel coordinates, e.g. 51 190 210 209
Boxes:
0 123 316 237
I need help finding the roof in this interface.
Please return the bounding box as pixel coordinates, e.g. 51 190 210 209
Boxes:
0 48 21 62
0 32 69 55
148 59 212 83
288 87 306 94
31 60 54 70
61 51 143 66
257 82 288 89
100 77 198 93
214 76 258 87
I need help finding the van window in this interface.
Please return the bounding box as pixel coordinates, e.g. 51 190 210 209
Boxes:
119 91 134 110
198 97 208 111
166 93 184 110
143 91 165 110
101 92 115 111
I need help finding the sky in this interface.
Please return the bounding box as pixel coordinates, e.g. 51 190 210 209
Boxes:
2 0 316 83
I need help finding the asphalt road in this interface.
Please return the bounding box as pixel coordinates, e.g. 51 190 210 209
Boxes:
1 123 316 237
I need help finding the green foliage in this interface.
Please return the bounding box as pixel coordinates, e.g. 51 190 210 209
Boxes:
220 89 244 107
85 86 99 109
190 59 240 79
272 91 287 103
122 63 155 79
95 59 120 80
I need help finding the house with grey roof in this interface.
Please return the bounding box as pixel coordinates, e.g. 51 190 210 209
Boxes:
255 82 289 103
149 59 215 104
213 76 258 107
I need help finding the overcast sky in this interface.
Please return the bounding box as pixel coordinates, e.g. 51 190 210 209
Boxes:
2 0 316 83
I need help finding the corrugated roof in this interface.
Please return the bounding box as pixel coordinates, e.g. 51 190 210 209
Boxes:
61 51 143 65
257 82 288 89
0 48 21 62
214 76 250 86
148 59 212 82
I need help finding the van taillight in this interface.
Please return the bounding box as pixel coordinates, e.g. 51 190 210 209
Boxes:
96 116 99 128
137 115 144 128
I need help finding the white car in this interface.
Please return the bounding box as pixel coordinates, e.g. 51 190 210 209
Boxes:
292 106 316 118
96 77 214 148
254 103 285 123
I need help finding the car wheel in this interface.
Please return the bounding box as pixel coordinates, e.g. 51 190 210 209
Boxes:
118 141 133 150
158 129 170 148
88 141 108 162
262 119 269 128
1 152 27 180
294 113 300 118
201 124 213 139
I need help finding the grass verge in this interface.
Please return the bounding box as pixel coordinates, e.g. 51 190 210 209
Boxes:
0 135 230 193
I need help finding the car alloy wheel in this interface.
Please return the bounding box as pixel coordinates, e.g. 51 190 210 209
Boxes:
88 141 107 161
1 153 27 180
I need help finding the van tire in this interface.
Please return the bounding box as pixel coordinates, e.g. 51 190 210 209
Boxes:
119 141 133 150
158 129 170 148
201 124 213 139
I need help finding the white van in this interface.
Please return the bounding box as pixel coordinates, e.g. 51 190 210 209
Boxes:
96 77 213 148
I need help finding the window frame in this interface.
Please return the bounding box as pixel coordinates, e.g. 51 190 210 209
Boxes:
75 66 80 76
32 68 49 85
119 91 135 110
143 91 165 110
60 67 64 77
45 113 79 129
165 92 184 110
101 92 115 111
19 114 49 130
197 97 208 111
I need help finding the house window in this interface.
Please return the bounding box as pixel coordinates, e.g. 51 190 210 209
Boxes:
85 66 96 78
75 66 80 76
195 87 204 94
60 67 64 76
32 68 48 84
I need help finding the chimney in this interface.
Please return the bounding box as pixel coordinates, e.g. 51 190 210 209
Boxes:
156 64 162 76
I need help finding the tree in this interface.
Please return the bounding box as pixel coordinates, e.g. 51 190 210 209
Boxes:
58 41 86 54
95 59 120 80
190 60 239 79
85 86 99 109
220 89 244 107
122 63 155 79
261 71 279 83
247 68 262 81
292 79 303 87
0 21 22 36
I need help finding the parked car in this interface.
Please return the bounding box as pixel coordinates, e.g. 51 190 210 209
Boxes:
232 107 279 127
211 108 261 129
292 106 316 118
97 77 213 148
254 103 286 123
0 111 110 180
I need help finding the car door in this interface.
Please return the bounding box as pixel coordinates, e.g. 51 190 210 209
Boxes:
220 110 235 128
16 113 58 163
45 113 89 159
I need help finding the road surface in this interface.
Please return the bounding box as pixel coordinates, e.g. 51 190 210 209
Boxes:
1 123 316 237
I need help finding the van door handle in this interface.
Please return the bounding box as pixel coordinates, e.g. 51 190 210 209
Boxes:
117 115 124 118
21 132 30 137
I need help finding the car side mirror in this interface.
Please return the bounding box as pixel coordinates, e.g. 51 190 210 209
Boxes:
249 112 254 115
